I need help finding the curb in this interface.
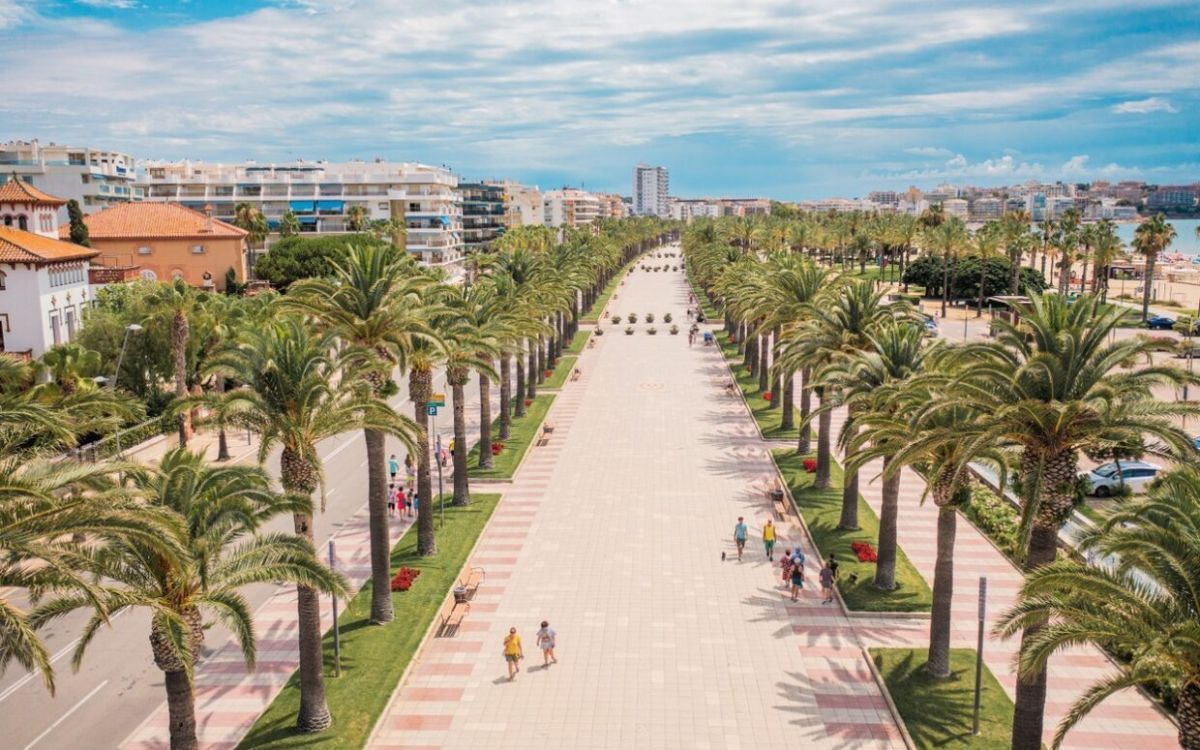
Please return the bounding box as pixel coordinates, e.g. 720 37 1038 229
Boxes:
469 394 559 485
861 646 919 750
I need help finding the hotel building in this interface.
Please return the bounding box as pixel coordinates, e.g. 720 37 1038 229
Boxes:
0 140 140 218
137 160 464 268
632 164 669 217
457 182 507 252
543 189 601 228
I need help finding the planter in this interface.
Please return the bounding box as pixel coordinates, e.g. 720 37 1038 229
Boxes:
611 316 621 325
770 489 784 503
628 314 638 323
625 327 635 335
663 313 672 323
670 325 679 335
646 314 655 323
647 327 658 335
595 328 604 336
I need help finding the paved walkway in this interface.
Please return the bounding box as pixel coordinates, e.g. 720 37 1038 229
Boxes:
368 253 906 750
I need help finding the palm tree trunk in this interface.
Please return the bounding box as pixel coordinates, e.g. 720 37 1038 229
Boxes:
814 396 832 490
536 336 546 384
758 334 770 393
1010 253 1021 295
1177 683 1200 750
926 501 956 679
479 369 493 469
499 352 512 438
364 427 393 624
941 254 951 317
408 368 436 556
515 354 526 418
1079 255 1088 293
526 345 537 398
280 446 332 732
977 263 987 317
873 456 900 589
174 311 189 447
163 669 198 750
451 377 469 506
780 370 794 430
1011 522 1059 750
838 422 860 530
1058 255 1070 294
1141 254 1156 321
798 368 812 453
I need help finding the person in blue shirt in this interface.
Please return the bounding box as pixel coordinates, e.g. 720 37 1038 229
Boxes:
733 516 748 560
388 454 400 482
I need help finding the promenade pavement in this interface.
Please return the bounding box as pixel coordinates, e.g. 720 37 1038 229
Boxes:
367 251 906 750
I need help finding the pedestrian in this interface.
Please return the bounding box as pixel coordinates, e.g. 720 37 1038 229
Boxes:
387 482 397 515
388 453 400 482
449 437 456 456
503 627 524 681
780 549 794 589
789 558 804 601
733 516 748 561
410 489 419 518
404 454 415 490
820 559 836 604
828 553 839 582
536 620 558 667
395 485 406 517
762 519 777 561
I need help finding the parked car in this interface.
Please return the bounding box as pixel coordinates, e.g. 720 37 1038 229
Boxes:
1193 435 1200 452
1146 315 1176 330
1084 461 1162 497
918 314 938 337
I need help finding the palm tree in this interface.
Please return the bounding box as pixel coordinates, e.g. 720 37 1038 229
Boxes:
922 218 968 318
284 244 430 625
1001 210 1032 295
972 221 1002 316
346 205 368 232
146 279 198 446
996 465 1200 749
206 317 402 732
458 280 519 470
948 293 1198 750
1089 220 1122 301
35 343 102 397
441 286 498 506
1133 213 1177 322
1055 208 1082 294
233 203 268 249
32 449 347 750
827 325 931 590
279 211 301 238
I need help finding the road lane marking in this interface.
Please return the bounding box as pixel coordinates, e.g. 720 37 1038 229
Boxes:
0 609 127 705
22 679 108 750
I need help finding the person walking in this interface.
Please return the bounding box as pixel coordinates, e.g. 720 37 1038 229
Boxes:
733 516 748 561
789 558 804 601
404 453 415 491
388 453 400 482
503 627 524 681
387 482 397 516
536 620 558 667
820 559 836 604
780 549 794 590
762 519 777 561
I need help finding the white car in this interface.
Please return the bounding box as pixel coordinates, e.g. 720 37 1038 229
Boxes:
1084 461 1162 497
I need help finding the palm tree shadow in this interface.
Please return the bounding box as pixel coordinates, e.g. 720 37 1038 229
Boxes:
742 587 803 639
875 650 993 748
774 670 886 750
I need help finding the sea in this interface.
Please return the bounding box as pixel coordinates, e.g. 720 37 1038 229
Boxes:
1113 218 1200 257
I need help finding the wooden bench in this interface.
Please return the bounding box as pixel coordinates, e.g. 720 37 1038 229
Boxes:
767 487 789 519
536 422 555 447
570 368 582 381
437 600 470 637
458 566 485 601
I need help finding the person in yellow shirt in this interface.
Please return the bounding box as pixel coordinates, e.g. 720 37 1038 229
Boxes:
503 627 524 681
763 519 777 561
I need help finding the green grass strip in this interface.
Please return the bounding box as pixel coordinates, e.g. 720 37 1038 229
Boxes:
870 647 1027 750
715 330 800 440
238 493 501 750
773 450 932 612
466 393 556 480
684 265 721 320
542 356 578 390
582 263 636 323
564 330 591 354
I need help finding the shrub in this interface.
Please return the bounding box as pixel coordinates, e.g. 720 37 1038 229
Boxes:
962 483 1020 559
670 325 679 335
647 327 658 335
612 315 621 325
663 313 673 323
803 458 817 473
646 313 655 323
625 326 635 335
628 313 638 323
763 391 773 402
389 566 421 592
851 541 878 563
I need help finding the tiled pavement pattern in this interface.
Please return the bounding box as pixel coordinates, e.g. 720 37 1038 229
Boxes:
839 405 1179 749
367 260 906 750
122 379 499 749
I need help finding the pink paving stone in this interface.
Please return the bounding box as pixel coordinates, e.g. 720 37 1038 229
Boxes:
814 693 891 711
458 620 493 633
371 746 441 750
1064 732 1179 749
414 662 476 677
400 687 465 702
468 602 499 613
193 684 277 699
427 640 484 653
483 570 512 579
471 556 518 565
389 714 454 731
485 532 530 539
800 645 862 658
824 723 903 741
806 665 876 685
476 543 524 552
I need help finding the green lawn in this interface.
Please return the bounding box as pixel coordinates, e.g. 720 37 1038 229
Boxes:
466 393 556 480
238 493 501 750
773 450 932 612
870 648 1023 750
684 265 721 320
542 356 578 389
716 330 800 440
564 330 591 354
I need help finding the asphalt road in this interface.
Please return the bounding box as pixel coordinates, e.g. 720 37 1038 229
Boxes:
0 367 490 750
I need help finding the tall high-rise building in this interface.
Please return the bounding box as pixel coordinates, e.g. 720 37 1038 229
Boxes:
0 140 140 218
632 164 669 217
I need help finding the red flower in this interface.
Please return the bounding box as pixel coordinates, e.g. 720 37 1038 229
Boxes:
544 370 553 377
850 541 878 563
803 458 817 473
763 391 773 402
524 399 533 407
389 566 422 592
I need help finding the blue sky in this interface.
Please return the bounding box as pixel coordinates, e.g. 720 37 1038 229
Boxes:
1 0 1197 199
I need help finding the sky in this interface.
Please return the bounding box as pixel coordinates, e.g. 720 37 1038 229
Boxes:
1 0 1197 199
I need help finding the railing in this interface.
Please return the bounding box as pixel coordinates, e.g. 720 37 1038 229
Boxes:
73 413 175 463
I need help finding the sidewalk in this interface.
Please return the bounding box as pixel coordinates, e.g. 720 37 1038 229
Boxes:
367 246 905 750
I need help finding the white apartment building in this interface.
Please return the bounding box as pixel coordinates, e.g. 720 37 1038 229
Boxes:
632 164 669 217
0 178 98 359
0 140 140 218
970 197 1004 222
137 159 464 267
942 198 969 220
543 189 601 228
487 181 543 227
669 199 721 222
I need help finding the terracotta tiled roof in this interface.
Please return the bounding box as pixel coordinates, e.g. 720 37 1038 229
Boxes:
0 174 67 206
66 202 248 241
0 226 99 265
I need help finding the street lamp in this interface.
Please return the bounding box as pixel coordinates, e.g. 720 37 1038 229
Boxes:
110 323 143 458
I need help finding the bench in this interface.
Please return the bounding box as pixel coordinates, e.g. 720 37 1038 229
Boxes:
767 487 789 519
437 601 470 637
458 566 485 601
570 368 582 381
536 422 555 447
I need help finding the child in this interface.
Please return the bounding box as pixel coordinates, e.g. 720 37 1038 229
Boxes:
780 549 794 590
387 482 397 515
790 560 804 602
395 485 406 517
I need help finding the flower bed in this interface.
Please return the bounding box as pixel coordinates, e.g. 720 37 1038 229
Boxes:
389 566 421 592
803 458 818 473
851 540 878 563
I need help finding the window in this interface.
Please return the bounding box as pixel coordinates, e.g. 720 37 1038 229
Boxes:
17 215 27 231
65 308 76 340
191 245 205 254
49 312 61 346
81 174 90 184
0 271 6 290
137 245 152 255
2 216 9 227
140 269 158 281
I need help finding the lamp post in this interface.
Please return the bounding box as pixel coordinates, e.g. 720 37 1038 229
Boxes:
110 323 143 457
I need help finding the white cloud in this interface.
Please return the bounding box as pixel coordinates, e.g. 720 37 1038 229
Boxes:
1111 96 1179 114
906 146 953 157
77 0 138 8
1061 154 1090 173
945 154 968 168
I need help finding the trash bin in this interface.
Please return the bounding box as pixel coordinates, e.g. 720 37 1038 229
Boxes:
769 489 784 504
453 586 469 603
